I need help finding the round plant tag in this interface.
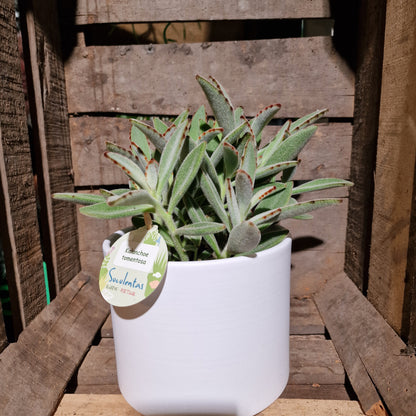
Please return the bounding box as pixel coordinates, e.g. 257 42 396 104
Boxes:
99 225 168 307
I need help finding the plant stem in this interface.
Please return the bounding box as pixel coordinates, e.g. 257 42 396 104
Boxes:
158 209 189 261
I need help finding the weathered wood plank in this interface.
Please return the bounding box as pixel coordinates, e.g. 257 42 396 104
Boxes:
367 0 416 333
22 0 81 292
55 395 364 416
98 297 325 339
69 117 352 186
281 384 350 401
315 272 416 416
0 272 109 416
290 297 325 335
0 0 46 333
61 0 331 25
344 0 386 292
0 301 7 353
75 336 344 389
65 38 354 118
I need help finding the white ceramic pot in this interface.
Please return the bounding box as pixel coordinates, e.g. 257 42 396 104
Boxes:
108 236 292 416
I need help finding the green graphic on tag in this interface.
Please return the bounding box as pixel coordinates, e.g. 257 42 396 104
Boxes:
99 225 168 307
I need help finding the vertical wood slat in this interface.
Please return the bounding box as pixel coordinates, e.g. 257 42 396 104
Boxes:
344 0 386 292
368 0 416 334
0 0 46 333
0 301 7 352
21 0 80 292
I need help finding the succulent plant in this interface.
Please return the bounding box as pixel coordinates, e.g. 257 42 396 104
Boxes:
54 75 353 261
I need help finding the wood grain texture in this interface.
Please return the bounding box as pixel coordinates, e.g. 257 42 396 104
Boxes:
69 117 352 186
0 0 46 332
0 271 109 416
23 0 80 291
0 301 7 352
367 0 416 333
55 395 364 415
60 0 331 25
64 37 354 118
315 273 416 416
344 0 386 291
74 336 344 390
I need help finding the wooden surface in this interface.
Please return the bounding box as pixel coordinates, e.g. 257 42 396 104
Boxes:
21 0 81 292
0 272 109 416
0 0 46 333
315 273 416 416
344 0 386 292
55 395 364 415
367 0 416 333
0 301 7 352
69 118 352 186
60 0 331 24
64 37 354 118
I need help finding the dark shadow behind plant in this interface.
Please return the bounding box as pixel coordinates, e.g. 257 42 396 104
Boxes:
54 76 352 261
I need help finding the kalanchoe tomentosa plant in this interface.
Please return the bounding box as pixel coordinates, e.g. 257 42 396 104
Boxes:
54 75 353 261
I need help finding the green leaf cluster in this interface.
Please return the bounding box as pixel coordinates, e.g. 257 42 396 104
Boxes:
53 76 353 260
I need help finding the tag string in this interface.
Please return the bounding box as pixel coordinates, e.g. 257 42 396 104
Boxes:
144 212 153 230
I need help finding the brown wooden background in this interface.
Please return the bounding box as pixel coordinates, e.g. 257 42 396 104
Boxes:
1 0 415 354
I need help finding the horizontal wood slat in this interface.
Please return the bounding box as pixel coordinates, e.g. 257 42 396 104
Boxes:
65 37 354 118
69 117 352 186
74 336 344 389
55 395 364 416
315 273 416 416
60 0 331 25
0 272 109 416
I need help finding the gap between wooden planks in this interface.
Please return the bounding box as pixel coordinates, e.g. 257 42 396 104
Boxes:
55 394 365 416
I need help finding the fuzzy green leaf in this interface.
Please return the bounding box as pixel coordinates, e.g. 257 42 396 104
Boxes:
156 119 188 196
168 142 206 213
107 189 159 208
240 139 257 182
153 117 168 134
201 172 231 231
198 127 223 143
223 142 239 178
189 105 207 141
130 119 166 153
258 120 291 167
289 108 327 133
249 183 285 210
184 195 222 257
252 198 342 226
250 104 281 142
145 159 159 191
254 182 293 213
53 192 105 205
225 178 240 228
210 121 248 167
80 202 154 219
197 75 235 136
235 170 253 218
243 226 289 254
292 178 354 195
226 221 261 255
255 160 298 180
104 151 149 191
175 222 226 236
266 125 317 165
130 123 152 159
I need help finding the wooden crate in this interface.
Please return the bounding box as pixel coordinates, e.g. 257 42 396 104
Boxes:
1 0 416 415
